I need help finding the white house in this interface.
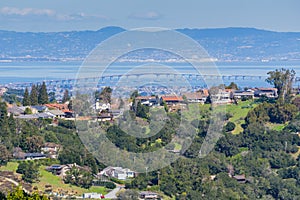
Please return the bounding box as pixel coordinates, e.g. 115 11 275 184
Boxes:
83 193 105 199
95 101 111 111
139 191 159 199
99 166 136 180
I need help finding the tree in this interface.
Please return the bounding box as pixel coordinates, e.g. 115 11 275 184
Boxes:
266 68 296 103
68 100 73 111
130 90 139 100
62 89 70 103
22 88 30 106
0 144 11 165
38 82 48 104
63 166 93 189
225 122 236 132
117 190 139 200
135 101 149 119
17 161 40 183
30 84 38 106
24 107 32 115
226 82 238 90
25 135 44 153
6 186 48 200
0 101 11 146
98 87 112 104
48 92 56 103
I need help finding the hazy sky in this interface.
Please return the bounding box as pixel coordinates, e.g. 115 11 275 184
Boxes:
0 0 299 32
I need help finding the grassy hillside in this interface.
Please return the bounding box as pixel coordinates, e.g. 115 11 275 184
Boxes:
0 162 107 196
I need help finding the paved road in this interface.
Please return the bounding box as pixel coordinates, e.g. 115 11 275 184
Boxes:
104 185 123 199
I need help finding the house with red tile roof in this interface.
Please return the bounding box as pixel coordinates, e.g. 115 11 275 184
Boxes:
160 96 184 105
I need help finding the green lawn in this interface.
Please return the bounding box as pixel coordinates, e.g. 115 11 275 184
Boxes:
215 100 257 134
33 166 107 196
1 162 107 196
183 103 210 122
183 101 256 134
0 162 19 172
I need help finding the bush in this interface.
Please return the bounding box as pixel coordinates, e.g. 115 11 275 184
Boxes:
225 122 236 132
94 181 116 189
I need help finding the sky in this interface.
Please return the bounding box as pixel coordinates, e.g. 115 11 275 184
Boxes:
0 0 299 32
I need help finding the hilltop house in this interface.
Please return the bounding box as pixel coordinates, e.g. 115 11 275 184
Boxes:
211 89 233 104
233 90 254 100
160 96 184 105
183 92 207 103
46 163 91 177
99 167 136 180
95 101 111 111
24 153 47 160
31 105 48 113
254 88 278 98
135 96 158 106
16 112 55 120
41 142 61 159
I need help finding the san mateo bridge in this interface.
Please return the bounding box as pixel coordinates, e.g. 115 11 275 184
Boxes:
4 73 300 91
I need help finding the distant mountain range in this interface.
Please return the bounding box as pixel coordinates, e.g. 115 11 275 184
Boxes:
1 26 300 63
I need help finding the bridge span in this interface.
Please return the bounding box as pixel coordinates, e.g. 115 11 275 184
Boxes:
4 73 300 89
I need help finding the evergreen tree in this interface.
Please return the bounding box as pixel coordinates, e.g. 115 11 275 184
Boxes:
48 91 56 103
8 114 16 135
0 101 11 145
22 87 30 106
38 82 48 105
68 100 73 110
0 144 11 166
30 84 38 105
62 89 70 103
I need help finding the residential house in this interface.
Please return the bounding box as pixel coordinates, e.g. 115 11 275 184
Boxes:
97 113 113 122
254 88 278 98
135 96 158 106
233 90 254 100
31 105 48 113
160 96 184 105
110 110 123 117
45 103 69 111
46 165 64 176
8 106 25 116
24 153 47 160
211 89 233 104
47 163 91 177
95 101 111 111
48 109 66 118
99 167 136 180
233 174 246 183
83 193 105 199
139 191 159 200
41 143 61 159
183 92 207 103
16 112 54 120
45 103 73 118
